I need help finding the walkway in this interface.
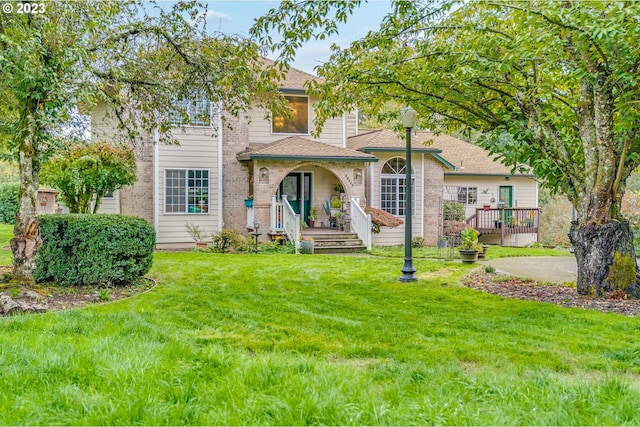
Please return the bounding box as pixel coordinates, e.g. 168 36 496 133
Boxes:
483 256 577 283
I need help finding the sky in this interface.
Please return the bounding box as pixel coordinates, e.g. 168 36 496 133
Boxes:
177 0 394 74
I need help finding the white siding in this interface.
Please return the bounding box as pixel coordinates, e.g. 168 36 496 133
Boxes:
443 175 538 219
157 128 220 244
370 152 424 246
98 191 120 214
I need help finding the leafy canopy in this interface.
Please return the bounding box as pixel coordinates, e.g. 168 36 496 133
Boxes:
41 142 137 214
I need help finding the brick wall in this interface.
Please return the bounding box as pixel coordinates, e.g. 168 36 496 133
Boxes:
120 140 155 223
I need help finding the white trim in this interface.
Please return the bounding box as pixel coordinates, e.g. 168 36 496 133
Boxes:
163 168 211 215
421 153 425 238
217 101 223 232
369 162 374 207
342 112 347 148
154 129 160 240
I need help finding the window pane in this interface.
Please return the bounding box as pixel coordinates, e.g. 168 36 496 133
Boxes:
165 170 186 213
272 96 309 134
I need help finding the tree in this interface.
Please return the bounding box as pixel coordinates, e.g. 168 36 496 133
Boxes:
254 1 640 296
41 142 137 214
1 0 286 284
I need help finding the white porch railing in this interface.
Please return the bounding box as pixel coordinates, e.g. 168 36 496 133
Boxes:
350 197 372 251
281 196 301 253
271 195 284 231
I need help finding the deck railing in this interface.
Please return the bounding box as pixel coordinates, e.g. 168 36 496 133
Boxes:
349 197 372 251
466 207 540 245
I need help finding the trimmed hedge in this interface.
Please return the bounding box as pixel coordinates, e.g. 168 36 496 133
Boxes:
36 214 155 286
0 182 19 224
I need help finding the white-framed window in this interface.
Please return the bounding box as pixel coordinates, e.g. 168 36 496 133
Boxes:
380 157 415 216
165 169 209 214
169 96 211 126
272 95 309 134
457 187 478 205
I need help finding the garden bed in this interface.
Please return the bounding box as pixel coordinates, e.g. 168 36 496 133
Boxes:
464 269 640 317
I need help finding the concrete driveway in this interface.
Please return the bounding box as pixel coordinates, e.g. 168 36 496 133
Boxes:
483 256 577 283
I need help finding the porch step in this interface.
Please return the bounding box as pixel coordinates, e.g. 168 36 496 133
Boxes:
302 230 366 254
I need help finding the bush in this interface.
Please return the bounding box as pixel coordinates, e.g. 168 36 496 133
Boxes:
0 182 19 224
36 214 155 286
443 200 465 221
211 228 248 253
608 252 636 292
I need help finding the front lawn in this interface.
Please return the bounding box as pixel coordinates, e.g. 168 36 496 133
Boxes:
0 224 639 425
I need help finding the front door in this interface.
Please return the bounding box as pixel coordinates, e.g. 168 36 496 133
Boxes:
279 172 312 222
499 185 513 224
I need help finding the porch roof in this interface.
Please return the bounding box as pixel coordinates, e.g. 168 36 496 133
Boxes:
236 136 378 163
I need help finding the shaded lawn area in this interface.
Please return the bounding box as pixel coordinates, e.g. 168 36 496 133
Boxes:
0 248 639 425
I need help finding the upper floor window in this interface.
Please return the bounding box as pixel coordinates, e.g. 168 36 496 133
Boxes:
272 95 309 134
170 96 211 126
380 157 415 216
165 169 209 214
457 187 478 205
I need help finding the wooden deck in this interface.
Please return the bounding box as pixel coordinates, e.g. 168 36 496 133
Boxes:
465 208 540 245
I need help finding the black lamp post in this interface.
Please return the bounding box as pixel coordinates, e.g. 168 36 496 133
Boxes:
400 107 418 282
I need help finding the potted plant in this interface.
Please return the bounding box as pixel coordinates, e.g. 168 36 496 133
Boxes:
437 236 448 248
330 196 342 215
300 237 314 254
457 227 482 263
333 182 344 195
308 207 317 227
244 195 254 208
185 222 208 249
478 243 489 258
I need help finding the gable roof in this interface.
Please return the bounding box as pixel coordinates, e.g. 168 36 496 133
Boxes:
236 136 378 163
348 129 533 176
261 58 317 92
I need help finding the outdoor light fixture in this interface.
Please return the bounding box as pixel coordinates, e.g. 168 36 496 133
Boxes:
400 107 418 282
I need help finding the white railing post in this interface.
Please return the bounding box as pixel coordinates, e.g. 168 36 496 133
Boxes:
282 196 301 253
350 197 372 251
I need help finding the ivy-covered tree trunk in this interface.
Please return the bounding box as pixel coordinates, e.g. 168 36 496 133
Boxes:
569 220 638 296
10 111 41 285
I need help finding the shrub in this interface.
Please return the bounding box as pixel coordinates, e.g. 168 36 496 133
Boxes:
211 228 248 253
443 200 465 221
608 252 636 292
484 265 496 273
412 237 424 248
0 182 19 224
36 214 155 286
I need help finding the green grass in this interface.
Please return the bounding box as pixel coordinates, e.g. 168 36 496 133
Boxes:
370 243 572 259
0 223 12 265
1 224 640 424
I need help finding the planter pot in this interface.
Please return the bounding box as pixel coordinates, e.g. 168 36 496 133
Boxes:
477 245 489 258
437 240 448 249
308 220 315 228
458 249 479 263
195 241 208 249
244 199 253 208
483 204 490 211
300 240 314 254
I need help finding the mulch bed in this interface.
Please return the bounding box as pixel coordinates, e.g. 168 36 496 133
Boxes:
464 269 640 317
0 265 155 313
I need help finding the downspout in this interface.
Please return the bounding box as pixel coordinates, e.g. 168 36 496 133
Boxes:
217 100 223 232
369 162 374 208
421 153 425 239
153 129 160 242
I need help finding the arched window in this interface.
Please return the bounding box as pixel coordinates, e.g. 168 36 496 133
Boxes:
380 157 414 216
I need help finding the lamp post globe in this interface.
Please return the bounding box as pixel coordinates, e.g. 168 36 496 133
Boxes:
400 107 418 282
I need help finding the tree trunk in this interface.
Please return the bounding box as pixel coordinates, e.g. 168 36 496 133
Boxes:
10 112 41 286
569 219 639 296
